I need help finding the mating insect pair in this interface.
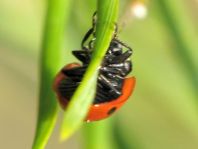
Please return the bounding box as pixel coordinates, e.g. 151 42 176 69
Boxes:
53 13 136 122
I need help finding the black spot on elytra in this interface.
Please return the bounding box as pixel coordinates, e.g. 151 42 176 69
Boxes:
107 107 117 115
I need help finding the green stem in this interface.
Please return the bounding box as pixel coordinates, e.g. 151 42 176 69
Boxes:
60 0 119 141
83 119 116 149
83 3 120 148
32 0 71 148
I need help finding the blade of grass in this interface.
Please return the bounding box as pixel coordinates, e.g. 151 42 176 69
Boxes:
60 0 119 141
83 118 117 149
32 0 72 148
156 0 198 98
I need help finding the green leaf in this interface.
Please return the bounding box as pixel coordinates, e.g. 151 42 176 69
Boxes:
60 0 119 141
32 0 72 148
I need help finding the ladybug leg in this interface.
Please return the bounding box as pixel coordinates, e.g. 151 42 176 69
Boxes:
100 66 122 75
108 61 132 77
81 28 96 50
81 12 97 49
81 28 94 48
72 50 91 64
98 74 122 97
100 67 124 80
110 50 132 64
114 38 133 53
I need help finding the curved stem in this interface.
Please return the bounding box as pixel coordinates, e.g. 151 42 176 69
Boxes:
32 0 71 148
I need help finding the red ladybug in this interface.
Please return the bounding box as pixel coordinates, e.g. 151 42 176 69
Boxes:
53 12 136 122
53 63 136 122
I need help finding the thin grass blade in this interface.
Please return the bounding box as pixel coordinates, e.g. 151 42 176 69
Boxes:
32 0 72 148
60 0 119 141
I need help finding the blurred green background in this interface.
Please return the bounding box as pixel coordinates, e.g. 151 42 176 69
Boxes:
0 0 198 149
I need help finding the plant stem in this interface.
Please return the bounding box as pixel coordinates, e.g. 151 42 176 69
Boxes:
83 1 120 149
60 0 119 141
32 0 71 148
83 119 116 149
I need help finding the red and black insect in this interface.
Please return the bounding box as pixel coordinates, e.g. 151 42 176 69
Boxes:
53 13 136 121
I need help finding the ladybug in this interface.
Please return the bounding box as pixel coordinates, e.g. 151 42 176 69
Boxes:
53 13 136 122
